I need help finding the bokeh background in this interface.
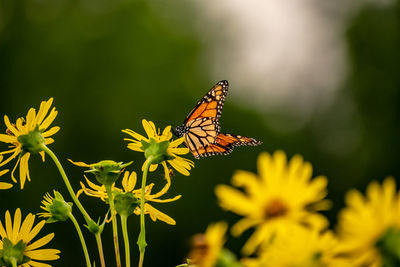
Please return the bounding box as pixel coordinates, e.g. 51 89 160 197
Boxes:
0 0 399 266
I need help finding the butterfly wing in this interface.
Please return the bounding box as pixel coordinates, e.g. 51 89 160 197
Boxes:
183 80 228 131
177 80 261 158
180 80 229 158
195 133 262 158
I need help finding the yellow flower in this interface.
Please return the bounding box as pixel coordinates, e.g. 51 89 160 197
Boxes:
242 226 350 267
0 209 60 266
187 222 228 267
77 162 181 225
122 119 194 176
0 155 12 190
0 98 59 189
215 150 330 255
337 177 400 267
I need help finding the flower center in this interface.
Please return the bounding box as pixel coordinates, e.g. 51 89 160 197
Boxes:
189 234 210 263
264 198 288 219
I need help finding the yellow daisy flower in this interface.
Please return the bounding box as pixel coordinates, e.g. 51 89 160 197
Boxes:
215 150 330 255
337 177 400 267
0 209 60 267
0 155 12 190
0 98 59 189
77 162 181 225
242 226 350 267
187 222 228 267
122 119 194 176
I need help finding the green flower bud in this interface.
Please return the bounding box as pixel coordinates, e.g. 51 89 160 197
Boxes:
0 238 30 267
85 160 133 186
377 227 400 266
17 126 45 154
141 138 174 165
85 215 107 235
114 191 140 216
39 191 73 223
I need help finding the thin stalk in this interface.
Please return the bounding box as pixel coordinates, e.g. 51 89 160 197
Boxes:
41 144 105 267
40 144 92 222
95 233 106 267
69 213 92 267
138 158 152 267
11 258 17 267
121 214 131 267
105 184 122 267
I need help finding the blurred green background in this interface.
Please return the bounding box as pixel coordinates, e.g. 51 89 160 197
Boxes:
0 0 399 266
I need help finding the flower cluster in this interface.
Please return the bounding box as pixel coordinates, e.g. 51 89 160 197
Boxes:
183 151 400 267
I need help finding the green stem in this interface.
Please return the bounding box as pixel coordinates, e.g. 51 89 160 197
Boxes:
69 213 92 267
95 233 106 267
138 158 152 267
105 184 122 267
121 214 131 267
41 144 107 267
40 144 92 222
11 258 17 267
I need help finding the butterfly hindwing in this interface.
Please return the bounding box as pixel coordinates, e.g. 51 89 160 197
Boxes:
194 133 261 158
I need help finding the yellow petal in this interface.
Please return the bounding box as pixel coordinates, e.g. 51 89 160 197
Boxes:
17 213 35 241
0 148 20 169
142 119 157 139
36 98 54 126
67 159 93 168
0 133 17 143
40 108 58 130
26 233 55 251
42 126 60 137
215 185 257 216
26 220 46 243
5 210 13 242
122 129 147 142
26 108 37 132
0 182 13 190
25 248 60 261
144 203 176 225
12 209 21 243
3 116 20 136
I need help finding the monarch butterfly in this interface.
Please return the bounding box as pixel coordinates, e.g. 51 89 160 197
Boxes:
174 80 262 159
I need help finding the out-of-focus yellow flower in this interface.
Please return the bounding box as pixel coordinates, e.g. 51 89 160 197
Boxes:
215 150 330 255
0 155 12 190
122 119 194 176
0 98 59 189
242 225 350 267
77 162 181 225
337 177 400 267
187 222 228 267
0 209 60 266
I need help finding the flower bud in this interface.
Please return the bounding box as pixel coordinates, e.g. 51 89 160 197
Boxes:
85 160 133 186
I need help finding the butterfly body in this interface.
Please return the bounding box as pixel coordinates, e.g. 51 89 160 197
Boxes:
175 80 262 159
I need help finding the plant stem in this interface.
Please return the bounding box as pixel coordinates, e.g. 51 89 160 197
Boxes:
11 258 17 267
121 214 131 267
105 184 122 267
40 144 92 222
138 158 152 267
69 213 92 267
41 144 107 267
95 233 106 267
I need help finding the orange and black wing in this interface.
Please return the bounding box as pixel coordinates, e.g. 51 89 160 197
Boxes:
195 133 262 158
181 80 228 158
183 80 228 132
